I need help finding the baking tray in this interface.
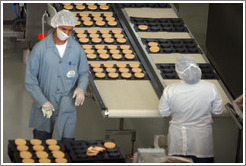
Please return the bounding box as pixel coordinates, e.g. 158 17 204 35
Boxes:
156 63 219 79
8 140 71 163
142 38 202 54
63 139 125 163
90 63 149 80
130 17 188 32
60 3 113 12
119 3 171 8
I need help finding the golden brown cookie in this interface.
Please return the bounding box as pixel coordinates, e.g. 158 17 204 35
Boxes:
97 49 107 54
93 16 103 21
129 63 140 68
15 138 26 146
87 54 97 59
22 158 35 163
105 16 115 21
125 54 135 60
96 21 106 26
89 33 99 38
108 73 119 78
91 12 101 17
100 5 109 10
99 53 110 59
92 38 102 44
138 25 148 30
90 63 101 68
110 49 120 54
85 49 94 54
79 12 89 17
112 29 122 34
45 139 57 145
82 44 93 49
62 3 71 6
36 151 49 159
148 42 158 47
100 29 110 34
88 5 97 10
119 68 129 73
106 67 117 73
76 21 81 26
116 63 127 68
55 158 68 163
122 49 132 54
132 68 143 73
33 145 45 151
103 12 113 17
149 46 160 53
98 3 107 6
107 45 118 50
79 38 89 43
20 151 32 159
104 38 114 43
87 150 99 156
81 16 91 21
116 38 126 44
103 63 114 68
114 33 124 38
64 5 73 10
83 20 93 26
75 29 85 34
39 158 51 163
93 67 104 73
134 72 145 78
74 3 82 5
120 45 130 50
121 73 132 79
104 142 116 149
95 72 106 78
87 29 98 34
17 145 29 151
108 20 117 26
76 5 85 10
112 54 122 60
95 45 105 50
52 151 65 158
102 33 112 38
77 33 87 38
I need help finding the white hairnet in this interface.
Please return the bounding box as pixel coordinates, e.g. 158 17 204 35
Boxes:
175 55 202 84
51 10 77 28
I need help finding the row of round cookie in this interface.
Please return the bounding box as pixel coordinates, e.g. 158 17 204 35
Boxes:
75 28 122 35
63 3 110 11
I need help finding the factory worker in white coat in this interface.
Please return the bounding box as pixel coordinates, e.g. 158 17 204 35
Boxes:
159 55 223 163
25 10 89 141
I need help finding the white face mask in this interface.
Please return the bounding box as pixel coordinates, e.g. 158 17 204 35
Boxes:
57 27 69 41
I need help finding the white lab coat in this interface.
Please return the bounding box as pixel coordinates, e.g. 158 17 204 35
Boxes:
159 80 222 158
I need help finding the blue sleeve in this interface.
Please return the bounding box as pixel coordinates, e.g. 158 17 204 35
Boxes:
77 47 89 92
25 46 48 108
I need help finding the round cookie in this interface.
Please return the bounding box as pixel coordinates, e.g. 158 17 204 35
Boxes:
112 29 122 34
87 53 97 60
75 29 85 34
86 3 95 6
129 63 140 68
74 3 82 5
149 46 160 53
90 63 101 68
77 33 87 38
102 33 112 38
76 21 81 26
20 151 32 159
108 20 117 26
138 25 148 31
95 45 105 50
148 42 158 47
36 151 49 159
79 12 89 17
81 16 91 21
64 5 73 10
112 54 122 60
104 63 114 68
52 151 65 158
104 38 114 44
98 3 107 5
55 158 68 163
116 38 126 44
121 73 132 79
105 16 115 21
96 21 106 26
88 5 97 10
76 5 85 10
100 29 110 34
82 44 93 49
89 33 99 38
106 67 117 73
134 72 145 78
108 72 119 78
114 33 124 38
91 12 101 17
107 45 118 50
17 145 29 151
104 142 116 149
119 68 129 73
85 49 94 54
88 29 98 34
93 67 104 73
92 38 102 44
62 3 71 6
46 139 57 145
33 145 45 151
125 54 135 60
39 158 51 163
122 49 132 54
103 12 113 17
83 20 93 26
132 67 143 73
116 63 126 68
95 72 106 78
87 150 99 156
110 49 120 54
97 49 107 54
93 16 103 22
99 53 110 59
120 45 130 50
100 5 109 10
22 158 35 163
79 38 89 43
15 138 26 146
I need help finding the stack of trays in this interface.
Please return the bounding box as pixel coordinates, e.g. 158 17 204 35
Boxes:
63 139 125 163
61 3 112 12
8 138 70 163
90 63 148 80
130 17 188 32
119 3 171 8
142 38 202 54
156 63 219 79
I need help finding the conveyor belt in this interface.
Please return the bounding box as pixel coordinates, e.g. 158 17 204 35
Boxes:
120 2 234 117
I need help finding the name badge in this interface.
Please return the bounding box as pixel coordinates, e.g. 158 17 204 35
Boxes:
67 70 76 78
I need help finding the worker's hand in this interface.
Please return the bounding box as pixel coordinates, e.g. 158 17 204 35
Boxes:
42 102 55 118
73 88 85 106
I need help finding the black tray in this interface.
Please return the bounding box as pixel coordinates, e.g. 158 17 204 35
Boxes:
64 139 125 163
8 140 71 163
90 63 149 80
119 3 171 8
74 13 121 28
59 3 113 12
156 63 219 80
142 38 202 54
130 17 188 32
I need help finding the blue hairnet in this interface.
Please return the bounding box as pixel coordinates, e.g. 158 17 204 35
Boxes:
175 55 202 84
51 10 77 28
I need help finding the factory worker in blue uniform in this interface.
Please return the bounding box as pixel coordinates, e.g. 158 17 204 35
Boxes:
159 55 223 163
25 10 89 141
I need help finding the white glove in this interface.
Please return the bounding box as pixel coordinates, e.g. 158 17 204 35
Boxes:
73 88 85 106
42 102 55 118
